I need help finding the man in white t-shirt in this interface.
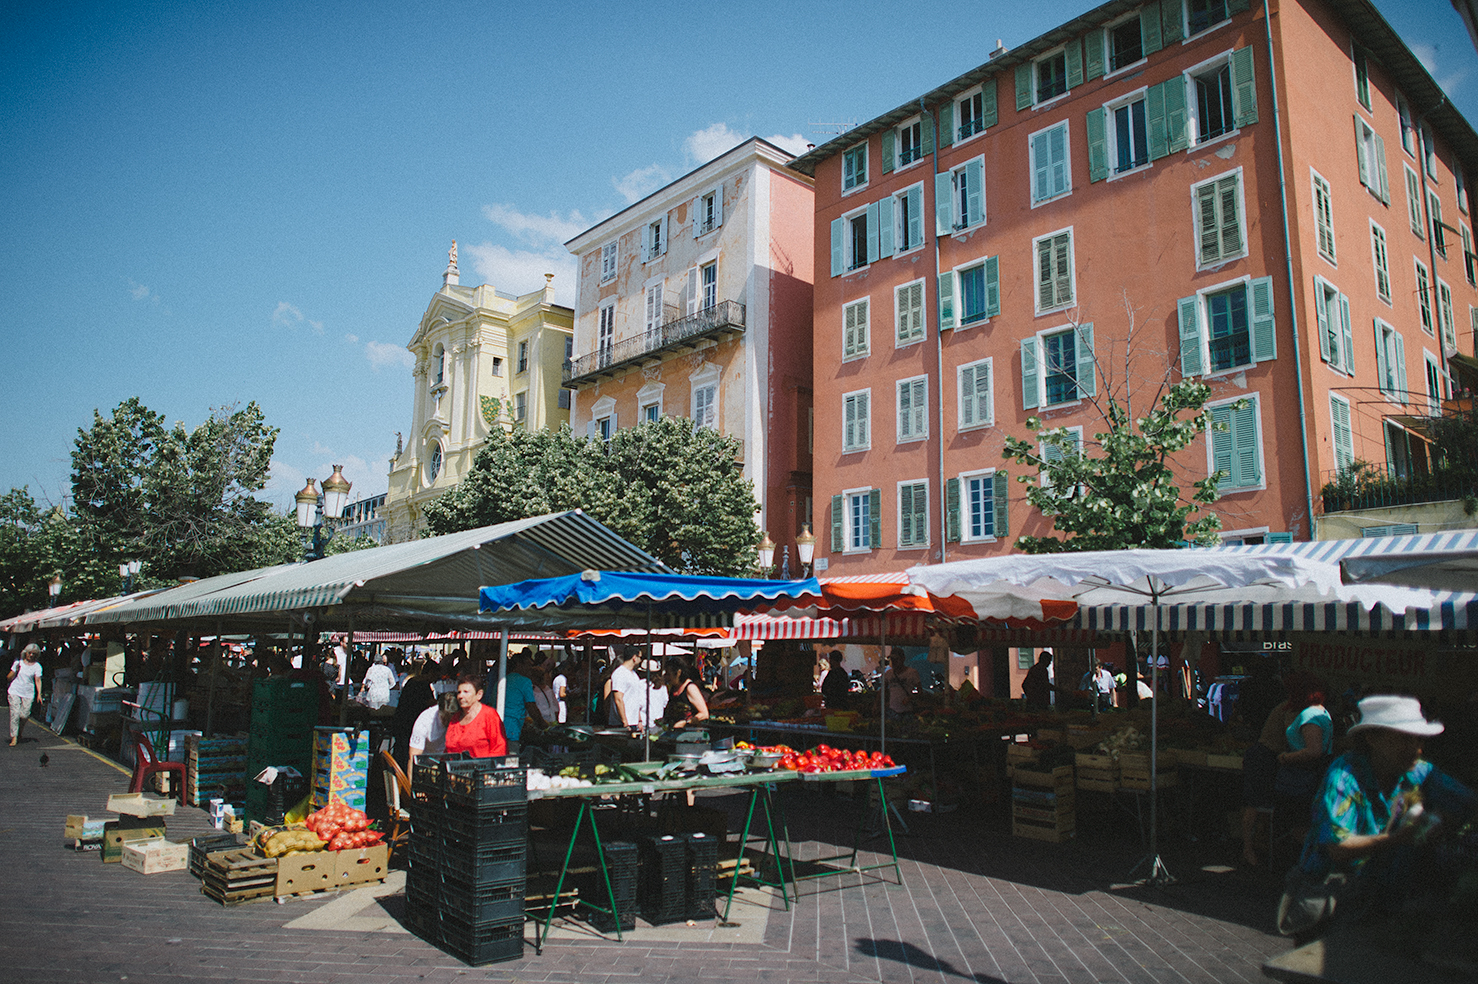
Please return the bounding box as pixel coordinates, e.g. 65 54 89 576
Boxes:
408 693 459 765
8 644 44 746
608 647 643 728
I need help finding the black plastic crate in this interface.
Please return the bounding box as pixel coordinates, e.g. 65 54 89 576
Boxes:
438 871 526 923
411 752 469 794
443 758 526 808
402 900 441 946
638 835 689 925
439 804 528 848
437 913 524 966
435 840 526 884
187 833 244 879
685 832 718 920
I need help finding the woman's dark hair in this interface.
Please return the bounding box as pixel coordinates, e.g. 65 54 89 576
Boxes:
456 672 484 691
663 658 694 687
1284 671 1327 712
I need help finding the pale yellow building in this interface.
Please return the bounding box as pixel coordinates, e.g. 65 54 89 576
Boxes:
384 244 574 542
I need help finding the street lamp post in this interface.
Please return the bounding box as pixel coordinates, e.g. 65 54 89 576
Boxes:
118 559 142 593
756 532 776 576
756 526 816 580
295 465 353 561
796 524 816 578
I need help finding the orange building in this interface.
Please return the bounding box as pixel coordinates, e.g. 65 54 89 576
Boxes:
789 0 1478 577
565 139 816 556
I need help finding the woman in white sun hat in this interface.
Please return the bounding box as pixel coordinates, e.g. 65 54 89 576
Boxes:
1279 694 1476 937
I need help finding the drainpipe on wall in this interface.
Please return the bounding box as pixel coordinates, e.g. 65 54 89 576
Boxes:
1263 0 1317 538
926 96 949 564
1415 96 1450 370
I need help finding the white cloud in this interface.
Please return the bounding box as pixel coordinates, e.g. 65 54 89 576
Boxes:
465 242 578 307
129 281 151 301
308 319 324 335
612 164 671 204
344 333 359 344
765 132 811 157
365 340 413 371
1410 42 1468 95
685 123 744 165
272 301 304 326
483 203 590 244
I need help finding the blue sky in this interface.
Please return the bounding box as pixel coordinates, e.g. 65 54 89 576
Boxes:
2 0 1473 513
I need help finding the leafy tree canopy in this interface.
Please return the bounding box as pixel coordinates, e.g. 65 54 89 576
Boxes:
422 418 761 575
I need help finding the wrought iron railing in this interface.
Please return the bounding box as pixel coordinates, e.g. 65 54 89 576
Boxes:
564 299 746 383
1320 465 1478 513
958 118 985 140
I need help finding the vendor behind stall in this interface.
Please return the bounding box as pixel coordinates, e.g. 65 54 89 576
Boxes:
663 658 709 730
444 674 507 758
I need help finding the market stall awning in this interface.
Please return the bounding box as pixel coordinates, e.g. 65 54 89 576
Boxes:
1340 548 1478 592
1213 528 1478 563
85 511 669 632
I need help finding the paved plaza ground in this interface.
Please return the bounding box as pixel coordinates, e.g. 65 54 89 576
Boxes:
0 714 1295 984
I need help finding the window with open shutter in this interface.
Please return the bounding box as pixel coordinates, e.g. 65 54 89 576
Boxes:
1330 394 1354 472
1178 295 1204 376
1371 223 1391 301
1406 166 1424 238
897 376 927 442
959 359 992 429
843 299 869 360
645 284 663 332
898 481 928 548
1031 124 1071 204
1196 173 1244 266
1439 279 1457 349
1415 260 1434 335
1312 171 1336 263
1036 231 1073 311
963 471 999 540
843 390 870 451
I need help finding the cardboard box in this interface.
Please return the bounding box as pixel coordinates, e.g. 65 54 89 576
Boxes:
275 851 335 896
333 843 388 887
102 817 167 863
121 838 189 874
64 814 107 842
107 792 177 817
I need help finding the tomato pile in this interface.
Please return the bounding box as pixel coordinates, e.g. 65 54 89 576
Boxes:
304 802 384 851
782 744 894 773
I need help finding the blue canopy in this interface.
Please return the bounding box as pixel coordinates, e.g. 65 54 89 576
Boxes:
479 570 822 627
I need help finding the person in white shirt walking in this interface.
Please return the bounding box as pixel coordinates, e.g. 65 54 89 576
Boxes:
8 644 44 746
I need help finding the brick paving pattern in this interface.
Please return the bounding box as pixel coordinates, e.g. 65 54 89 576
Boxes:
0 715 1292 984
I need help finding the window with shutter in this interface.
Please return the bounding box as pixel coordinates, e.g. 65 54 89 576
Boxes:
1405 166 1424 238
897 376 928 442
1035 231 1074 312
692 384 716 430
1355 118 1389 203
1188 0 1230 35
842 390 870 452
890 183 926 254
842 144 867 192
1107 93 1149 174
958 358 993 430
1110 15 1144 71
1463 225 1476 285
895 280 925 345
1193 63 1234 143
844 490 874 550
1415 260 1434 335
957 87 988 141
843 299 869 360
1036 50 1068 102
645 284 663 333
1312 171 1336 263
598 303 615 367
1354 46 1371 110
1207 284 1252 372
1370 223 1391 301
1208 397 1261 489
897 481 928 548
962 470 999 540
1438 279 1457 349
1042 328 1079 405
1194 172 1245 267
896 118 926 168
1330 394 1354 472
600 242 618 283
1375 320 1405 397
1429 191 1448 257
1030 123 1072 204
1426 353 1446 414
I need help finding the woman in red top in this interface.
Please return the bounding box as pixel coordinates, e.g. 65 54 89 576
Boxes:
443 674 508 758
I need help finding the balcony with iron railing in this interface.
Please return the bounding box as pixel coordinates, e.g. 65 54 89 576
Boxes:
1319 398 1478 513
564 299 746 386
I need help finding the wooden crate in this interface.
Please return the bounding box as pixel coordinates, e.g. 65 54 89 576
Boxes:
1075 753 1119 792
1012 764 1074 792
201 849 279 905
122 838 189 874
1206 753 1244 770
1012 816 1075 842
1173 748 1208 768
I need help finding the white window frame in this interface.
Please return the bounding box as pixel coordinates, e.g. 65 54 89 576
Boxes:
954 85 989 144
1186 0 1232 38
1195 274 1257 377
1424 349 1448 414
1207 393 1267 493
1398 95 1415 157
1104 86 1151 179
842 142 868 195
894 115 927 171
843 487 874 552
1415 258 1434 335
637 380 665 423
1036 323 1085 408
1374 319 1404 401
700 261 718 311
842 298 870 362
940 157 986 233
695 186 722 238
1404 165 1425 240
896 479 930 550
896 375 928 444
517 339 529 375
1314 275 1354 376
590 395 617 443
644 280 664 333
1029 121 1072 206
1370 220 1391 303
842 203 871 273
1033 227 1075 315
1032 45 1072 107
1422 122 1438 181
842 389 871 453
1104 13 1147 78
959 467 1001 543
643 216 667 262
1355 116 1388 204
600 241 618 283
894 278 926 348
1463 223 1476 286
514 390 527 423
954 256 998 328
1353 44 1371 112
597 301 616 366
1186 49 1240 151
957 357 994 431
1429 189 1448 258
1311 169 1336 265
1191 167 1248 270
1329 392 1355 473
1038 425 1084 490
892 181 927 255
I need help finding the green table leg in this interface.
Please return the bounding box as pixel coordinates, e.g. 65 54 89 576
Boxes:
721 783 793 921
536 797 625 952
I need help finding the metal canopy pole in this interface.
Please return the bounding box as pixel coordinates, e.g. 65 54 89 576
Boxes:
1132 579 1173 887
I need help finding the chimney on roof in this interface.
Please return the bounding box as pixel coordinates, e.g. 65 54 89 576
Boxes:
991 39 1007 58
443 240 459 289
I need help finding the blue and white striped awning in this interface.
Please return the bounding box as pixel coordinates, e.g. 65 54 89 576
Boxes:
1211 529 1478 563
1076 592 1478 637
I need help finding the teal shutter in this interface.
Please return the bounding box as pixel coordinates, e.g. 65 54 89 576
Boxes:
1142 3 1163 55
1267 532 1293 544
881 129 895 175
938 272 956 330
1021 337 1040 409
869 489 881 548
830 494 844 551
865 202 880 265
981 78 998 128
1165 77 1189 153
939 102 953 148
1086 108 1108 182
1338 293 1353 371
1015 63 1033 110
1228 0 1250 14
906 186 923 248
1075 322 1096 397
1085 30 1104 82
1331 397 1354 471
1146 79 1169 161
920 113 934 155
1373 134 1389 204
993 472 1009 537
1315 280 1332 363
945 478 960 542
1210 405 1234 482
1250 276 1277 362
935 172 954 235
964 159 984 225
1161 0 1183 44
984 256 1000 318
1233 401 1260 486
877 196 895 258
1373 320 1389 393
1178 295 1203 376
899 484 913 547
1395 330 1408 396
1231 47 1258 128
830 218 844 277
1065 38 1083 90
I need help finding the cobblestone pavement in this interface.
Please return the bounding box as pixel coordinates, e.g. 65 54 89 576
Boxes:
0 714 1293 984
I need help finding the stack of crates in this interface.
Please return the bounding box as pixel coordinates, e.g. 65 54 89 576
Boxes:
244 679 317 823
1012 765 1076 842
311 727 369 812
185 734 248 808
582 841 638 934
638 834 689 925
405 754 528 966
684 832 718 920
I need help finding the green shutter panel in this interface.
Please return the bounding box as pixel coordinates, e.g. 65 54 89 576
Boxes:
1374 133 1389 204
1085 30 1105 82
1075 322 1096 397
1178 295 1204 376
981 78 998 129
1373 320 1389 393
959 364 978 427
1021 337 1040 409
920 113 934 155
993 471 1009 537
881 129 895 175
1146 79 1169 161
965 159 984 225
1315 280 1332 363
1228 0 1250 14
898 378 913 440
984 255 1000 318
1031 132 1051 201
1210 405 1234 481
1332 398 1353 470
1355 117 1371 189
1267 532 1293 544
1197 183 1221 263
1218 176 1243 256
1230 46 1258 128
1251 276 1277 362
1016 63 1033 110
869 488 881 548
830 218 844 278
1142 4 1163 56
1161 0 1183 44
1233 401 1260 486
866 202 880 265
1065 38 1083 90
898 483 913 546
946 478 960 542
1087 107 1108 182
935 172 954 235
877 196 895 258
1338 293 1354 371
907 185 924 247
830 494 844 552
938 272 956 330
1165 76 1189 153
938 102 954 148
1395 330 1408 396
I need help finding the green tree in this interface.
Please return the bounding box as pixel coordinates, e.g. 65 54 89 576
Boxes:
1002 309 1228 553
0 488 49 616
422 418 760 575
